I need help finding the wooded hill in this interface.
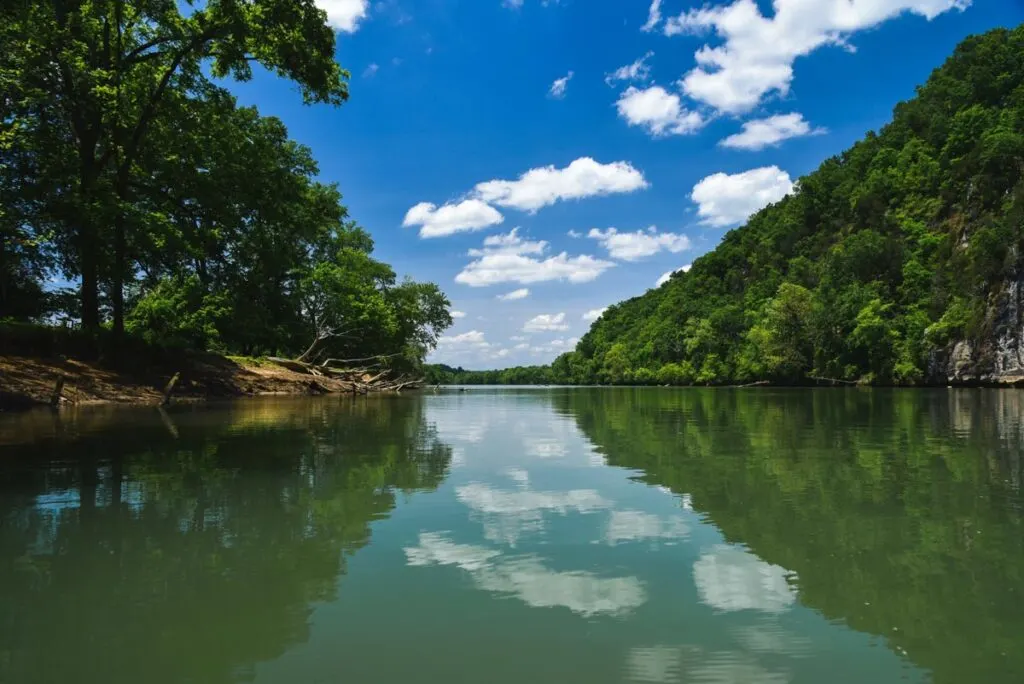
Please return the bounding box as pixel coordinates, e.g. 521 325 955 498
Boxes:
432 25 1024 387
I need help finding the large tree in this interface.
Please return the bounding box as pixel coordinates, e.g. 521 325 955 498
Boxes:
5 0 348 336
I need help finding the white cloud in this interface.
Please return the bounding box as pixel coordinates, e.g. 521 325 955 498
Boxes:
720 112 824 150
437 329 490 349
404 533 646 616
511 335 528 342
502 0 524 8
640 0 662 32
605 510 689 545
656 264 691 287
692 545 797 613
616 86 704 137
567 229 582 238
528 337 579 356
582 307 607 323
549 71 574 99
362 62 379 78
403 199 504 238
473 157 648 213
665 0 970 114
456 229 615 287
605 51 654 86
523 313 569 333
316 0 370 32
691 166 793 227
450 310 467 318
588 226 691 261
498 288 531 301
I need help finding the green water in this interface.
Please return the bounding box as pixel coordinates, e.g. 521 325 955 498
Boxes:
1 389 1022 684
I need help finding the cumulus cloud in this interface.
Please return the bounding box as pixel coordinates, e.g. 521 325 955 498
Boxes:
588 226 691 261
437 329 490 349
450 310 467 318
404 533 646 616
692 545 797 613
691 166 793 227
473 157 648 213
549 71 574 99
605 51 654 86
582 307 607 323
664 0 970 114
640 0 663 32
523 313 569 332
403 199 504 238
456 229 615 287
498 288 531 301
315 0 370 32
656 264 691 287
616 86 704 137
720 113 824 150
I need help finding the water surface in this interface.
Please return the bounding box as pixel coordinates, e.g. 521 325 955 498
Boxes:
1 389 1022 683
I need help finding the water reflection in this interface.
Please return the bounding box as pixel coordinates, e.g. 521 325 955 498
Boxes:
1 388 1022 683
693 545 797 614
404 532 647 617
0 398 451 684
557 387 1024 683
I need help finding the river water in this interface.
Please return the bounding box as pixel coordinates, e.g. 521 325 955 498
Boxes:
1 388 1022 683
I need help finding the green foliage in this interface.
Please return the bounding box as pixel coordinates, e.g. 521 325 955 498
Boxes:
125 276 231 351
1 1 452 366
479 25 1024 387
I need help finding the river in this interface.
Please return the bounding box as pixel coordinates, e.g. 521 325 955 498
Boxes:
1 388 1022 683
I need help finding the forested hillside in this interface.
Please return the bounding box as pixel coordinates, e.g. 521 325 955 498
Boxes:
448 24 1024 387
1 1 451 370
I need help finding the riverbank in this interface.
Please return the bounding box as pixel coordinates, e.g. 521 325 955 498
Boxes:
0 353 360 411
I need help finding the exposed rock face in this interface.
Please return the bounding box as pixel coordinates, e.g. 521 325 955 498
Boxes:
990 278 1024 381
930 271 1024 385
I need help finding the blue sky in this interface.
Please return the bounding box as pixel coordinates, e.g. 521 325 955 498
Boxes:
227 0 1024 369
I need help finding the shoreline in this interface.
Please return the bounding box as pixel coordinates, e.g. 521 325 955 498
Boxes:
0 353 378 412
5 353 1024 414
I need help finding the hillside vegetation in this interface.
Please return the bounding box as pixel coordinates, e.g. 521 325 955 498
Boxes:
431 25 1024 386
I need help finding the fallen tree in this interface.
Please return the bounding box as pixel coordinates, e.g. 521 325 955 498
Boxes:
265 357 424 394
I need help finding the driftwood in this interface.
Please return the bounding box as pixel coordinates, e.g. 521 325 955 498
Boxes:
50 376 66 408
809 375 858 386
161 372 181 406
266 357 423 394
320 353 404 367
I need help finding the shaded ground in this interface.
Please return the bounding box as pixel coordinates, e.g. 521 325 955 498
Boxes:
0 353 353 411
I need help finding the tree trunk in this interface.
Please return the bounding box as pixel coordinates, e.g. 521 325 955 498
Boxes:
111 170 128 344
297 335 323 363
78 156 101 333
80 220 100 331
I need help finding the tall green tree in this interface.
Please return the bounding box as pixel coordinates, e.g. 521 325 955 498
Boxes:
6 0 348 336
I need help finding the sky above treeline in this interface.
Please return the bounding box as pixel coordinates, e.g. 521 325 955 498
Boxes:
227 0 1024 369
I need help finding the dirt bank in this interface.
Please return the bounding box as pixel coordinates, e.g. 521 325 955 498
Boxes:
0 353 358 411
